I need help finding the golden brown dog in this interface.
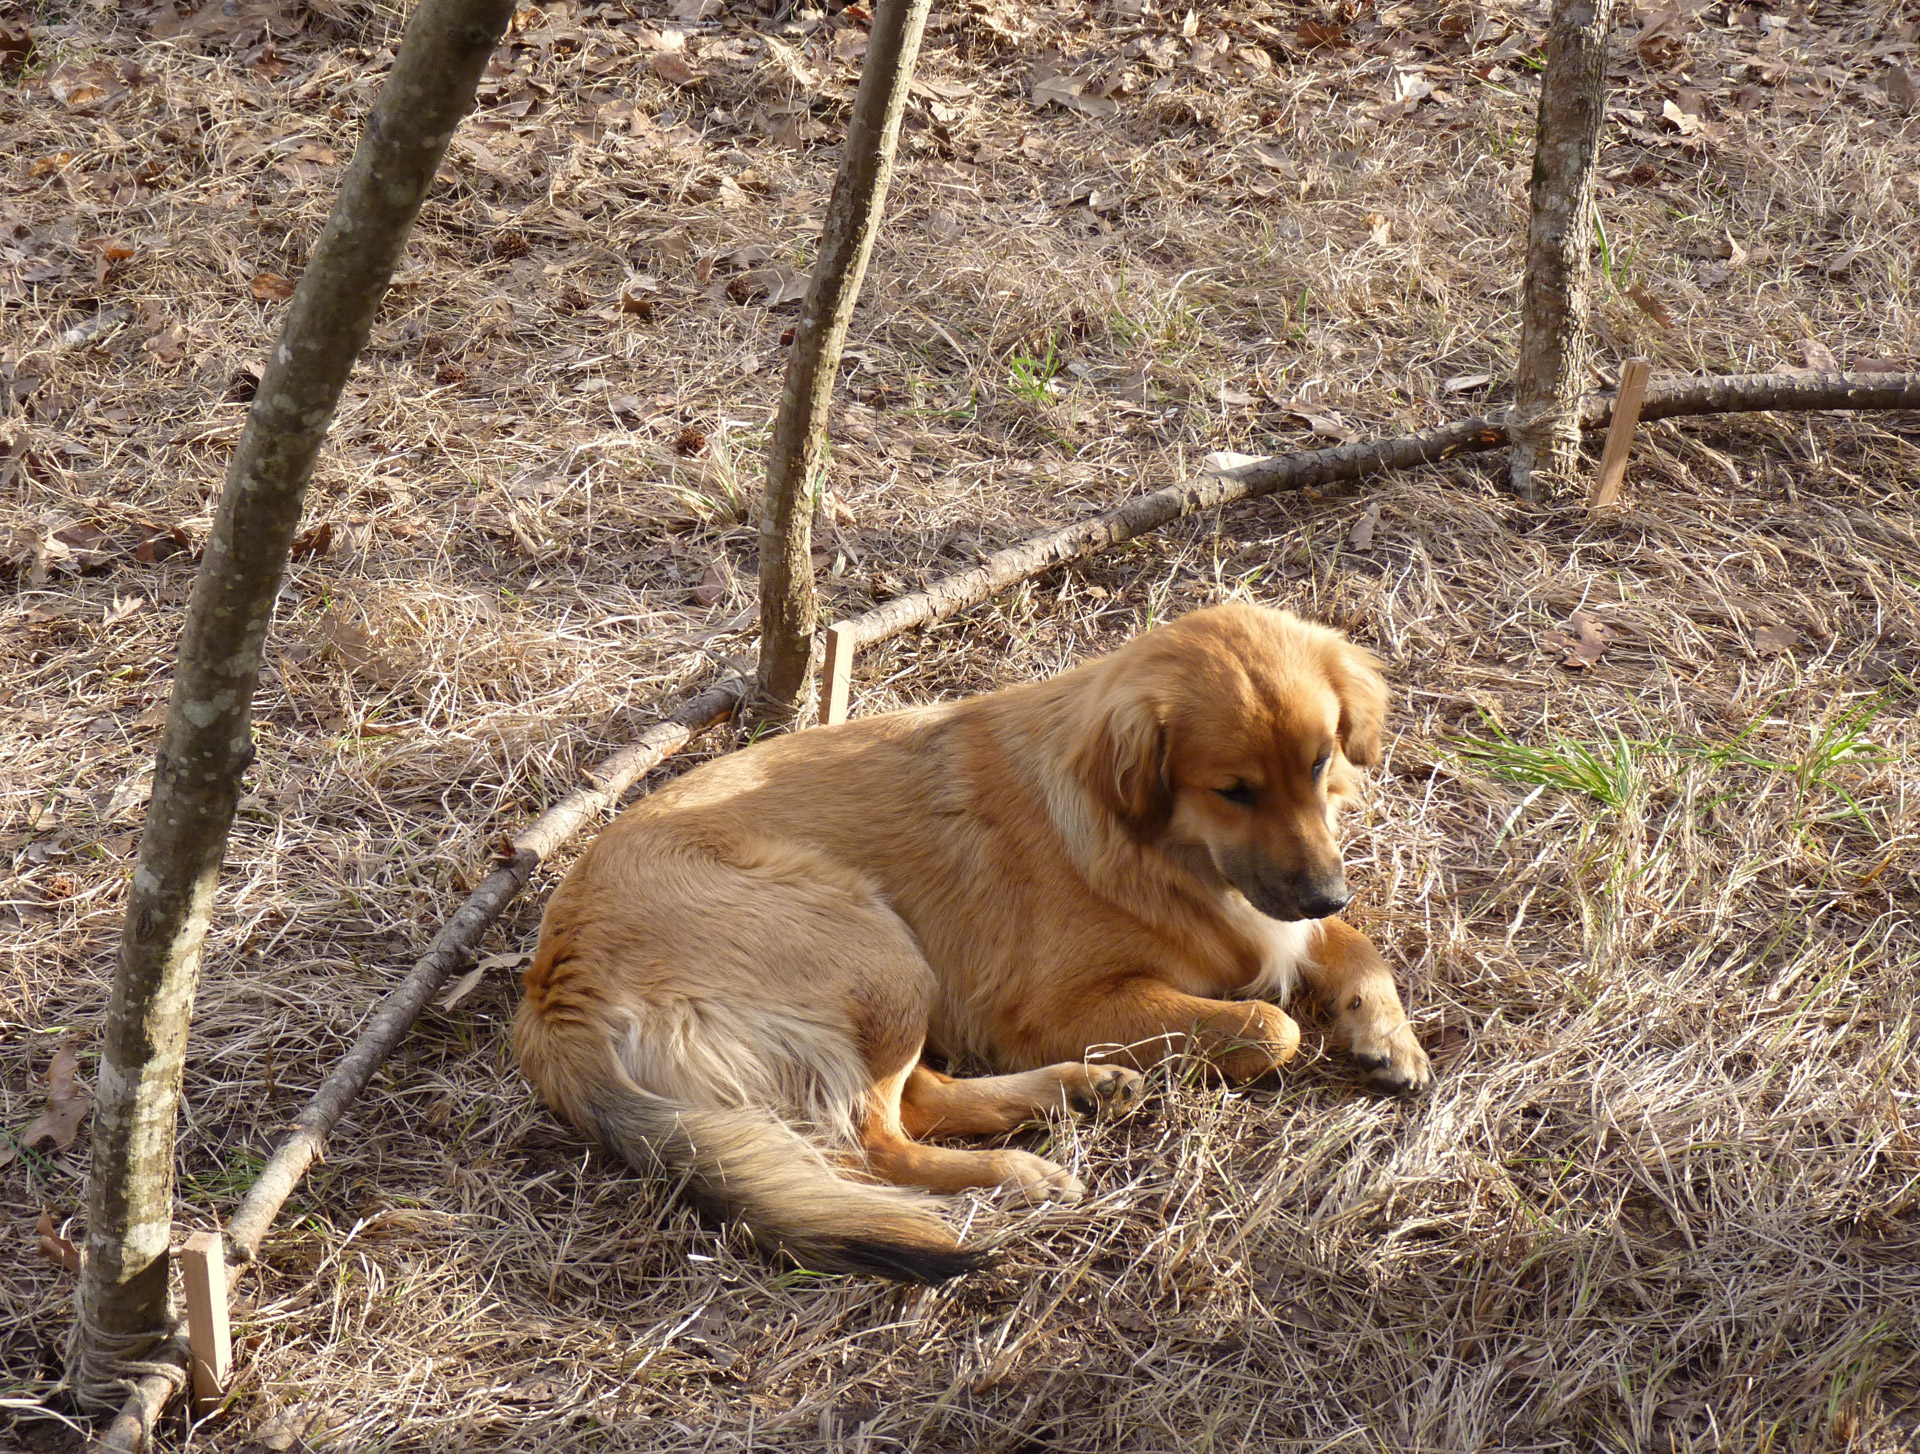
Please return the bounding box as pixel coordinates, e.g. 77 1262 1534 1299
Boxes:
514 603 1430 1281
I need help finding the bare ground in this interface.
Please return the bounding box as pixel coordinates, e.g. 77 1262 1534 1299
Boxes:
2 0 1918 1449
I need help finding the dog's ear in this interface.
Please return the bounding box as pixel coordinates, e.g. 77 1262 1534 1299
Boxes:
1330 641 1388 767
1081 691 1173 833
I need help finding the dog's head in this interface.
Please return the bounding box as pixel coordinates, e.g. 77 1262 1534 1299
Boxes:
1075 604 1387 921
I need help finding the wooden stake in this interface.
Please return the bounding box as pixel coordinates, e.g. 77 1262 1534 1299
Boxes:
180 1232 231 1416
820 622 855 726
1589 357 1653 509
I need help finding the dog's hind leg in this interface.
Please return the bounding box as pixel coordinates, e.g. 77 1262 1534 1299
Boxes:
898 1063 1142 1137
857 1062 1086 1204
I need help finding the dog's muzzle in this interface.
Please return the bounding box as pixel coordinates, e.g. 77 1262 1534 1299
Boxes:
1223 854 1350 922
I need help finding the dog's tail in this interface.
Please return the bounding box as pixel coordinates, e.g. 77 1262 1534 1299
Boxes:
583 1076 986 1283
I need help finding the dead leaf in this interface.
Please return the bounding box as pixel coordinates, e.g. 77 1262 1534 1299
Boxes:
250 271 297 300
133 521 194 563
289 521 333 558
1751 622 1797 656
1884 66 1915 115
1296 20 1348 48
436 966 486 1011
1427 1024 1472 1065
690 560 730 606
321 608 403 686
1820 248 1860 280
1624 283 1672 328
1801 339 1840 374
619 281 657 319
1283 408 1351 441
89 240 135 287
0 17 36 78
37 1212 82 1274
251 1404 320 1452
1032 73 1118 118
100 771 154 821
438 949 532 1011
1442 373 1494 394
19 1047 93 1156
1347 501 1381 550
1203 450 1263 474
726 266 807 306
49 66 111 110
1543 610 1610 669
1504 1347 1555 1380
143 322 189 363
652 51 700 86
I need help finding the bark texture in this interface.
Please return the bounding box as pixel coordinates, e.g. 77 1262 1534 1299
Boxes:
752 0 933 726
1624 368 1920 423
1507 0 1617 500
71 0 515 1422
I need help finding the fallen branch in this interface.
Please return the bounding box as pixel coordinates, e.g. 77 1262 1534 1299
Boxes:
51 306 134 356
1626 369 1920 424
846 368 1917 644
222 674 748 1265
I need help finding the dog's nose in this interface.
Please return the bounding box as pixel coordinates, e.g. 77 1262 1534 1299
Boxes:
1300 888 1350 919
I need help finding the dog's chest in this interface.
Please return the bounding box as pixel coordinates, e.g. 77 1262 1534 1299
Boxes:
1217 906 1318 1003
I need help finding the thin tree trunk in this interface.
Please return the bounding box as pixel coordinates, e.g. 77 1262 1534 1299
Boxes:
751 0 933 727
70 0 514 1421
1507 0 1617 501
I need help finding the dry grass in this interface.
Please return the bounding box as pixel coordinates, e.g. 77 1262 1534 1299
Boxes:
4 0 1919 1448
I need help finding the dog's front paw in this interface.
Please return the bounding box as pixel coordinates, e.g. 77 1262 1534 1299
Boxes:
1351 1020 1432 1096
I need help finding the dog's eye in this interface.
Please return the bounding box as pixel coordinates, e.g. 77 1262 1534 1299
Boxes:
1216 782 1259 807
1312 754 1331 781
